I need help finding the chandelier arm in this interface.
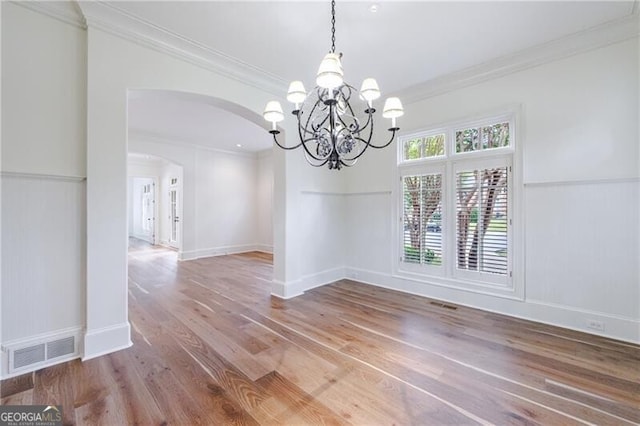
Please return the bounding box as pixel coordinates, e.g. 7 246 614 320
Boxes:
336 119 384 162
271 132 304 151
367 128 400 149
338 158 357 168
304 151 331 168
299 98 330 137
335 115 360 134
336 135 374 162
300 135 331 161
297 104 333 162
357 108 374 131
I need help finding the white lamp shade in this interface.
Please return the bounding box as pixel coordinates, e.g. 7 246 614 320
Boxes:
263 101 284 123
286 81 307 105
360 78 381 102
382 97 404 119
316 53 344 89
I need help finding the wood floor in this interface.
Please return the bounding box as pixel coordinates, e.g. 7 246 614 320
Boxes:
2 240 639 425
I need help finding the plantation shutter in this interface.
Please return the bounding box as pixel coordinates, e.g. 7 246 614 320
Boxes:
402 174 443 266
455 166 509 276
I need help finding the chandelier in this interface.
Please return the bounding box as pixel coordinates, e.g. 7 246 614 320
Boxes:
263 0 404 170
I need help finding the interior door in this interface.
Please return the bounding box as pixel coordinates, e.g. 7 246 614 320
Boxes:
141 182 155 244
168 180 179 249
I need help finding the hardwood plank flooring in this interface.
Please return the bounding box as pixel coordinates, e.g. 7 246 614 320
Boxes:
2 238 639 425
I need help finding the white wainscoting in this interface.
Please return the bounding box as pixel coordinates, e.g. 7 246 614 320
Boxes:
1 172 86 377
341 179 639 343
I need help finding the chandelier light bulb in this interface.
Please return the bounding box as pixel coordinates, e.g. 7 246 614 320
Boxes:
316 53 344 89
263 101 284 130
360 78 381 104
382 97 404 128
286 81 307 109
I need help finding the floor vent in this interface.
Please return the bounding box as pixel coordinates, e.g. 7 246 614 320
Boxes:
13 344 46 369
47 336 75 360
430 301 459 310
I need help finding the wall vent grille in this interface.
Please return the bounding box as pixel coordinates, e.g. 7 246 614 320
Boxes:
47 336 75 360
8 332 79 374
13 344 46 369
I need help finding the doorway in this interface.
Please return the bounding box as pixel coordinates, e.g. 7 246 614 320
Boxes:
168 177 180 249
130 176 157 244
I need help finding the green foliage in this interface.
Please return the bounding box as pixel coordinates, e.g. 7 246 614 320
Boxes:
470 207 478 224
404 139 422 160
403 246 441 265
403 134 445 160
456 122 510 153
404 246 420 262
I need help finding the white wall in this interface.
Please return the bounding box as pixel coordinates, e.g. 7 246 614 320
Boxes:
1 3 86 177
0 0 293 373
80 16 292 359
129 135 266 260
343 37 640 342
1 176 86 342
1 3 87 376
257 150 273 252
193 147 258 258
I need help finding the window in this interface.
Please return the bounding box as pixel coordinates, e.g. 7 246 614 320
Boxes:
403 133 445 161
402 173 443 266
455 122 510 153
397 114 516 294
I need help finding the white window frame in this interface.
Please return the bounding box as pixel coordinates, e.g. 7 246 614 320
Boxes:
393 108 524 300
399 163 447 276
451 156 512 287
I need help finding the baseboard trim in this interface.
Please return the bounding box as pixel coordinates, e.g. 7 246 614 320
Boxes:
271 267 346 300
254 244 273 254
83 322 132 361
271 279 304 299
179 244 268 261
344 267 640 344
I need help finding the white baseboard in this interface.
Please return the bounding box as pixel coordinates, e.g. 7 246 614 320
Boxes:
0 326 83 379
179 244 268 261
83 322 132 361
255 244 273 254
131 232 153 244
344 267 640 344
271 267 346 300
271 279 304 299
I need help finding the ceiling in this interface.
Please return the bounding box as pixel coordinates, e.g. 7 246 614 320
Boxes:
118 1 635 154
128 90 270 153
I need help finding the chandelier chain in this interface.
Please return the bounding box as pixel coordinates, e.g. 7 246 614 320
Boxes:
330 0 336 53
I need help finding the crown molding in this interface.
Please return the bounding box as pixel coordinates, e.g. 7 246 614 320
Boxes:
76 1 287 97
18 1 638 106
395 11 640 105
11 0 86 29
